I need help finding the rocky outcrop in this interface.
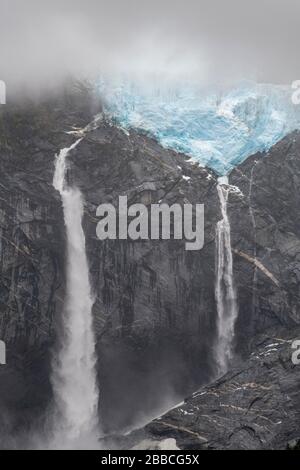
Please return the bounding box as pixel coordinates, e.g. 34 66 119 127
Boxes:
118 327 300 450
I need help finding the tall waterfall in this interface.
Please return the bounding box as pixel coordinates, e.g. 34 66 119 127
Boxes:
215 176 238 374
51 138 99 449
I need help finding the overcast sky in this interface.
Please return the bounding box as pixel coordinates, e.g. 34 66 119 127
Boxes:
0 0 299 93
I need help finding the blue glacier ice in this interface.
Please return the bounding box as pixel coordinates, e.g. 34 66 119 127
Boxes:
98 80 300 175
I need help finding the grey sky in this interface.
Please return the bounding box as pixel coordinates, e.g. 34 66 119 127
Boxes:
0 0 299 93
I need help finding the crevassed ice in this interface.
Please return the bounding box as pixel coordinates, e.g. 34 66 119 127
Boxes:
98 80 300 175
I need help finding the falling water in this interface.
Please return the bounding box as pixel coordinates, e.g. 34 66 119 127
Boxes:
51 138 99 449
215 176 238 374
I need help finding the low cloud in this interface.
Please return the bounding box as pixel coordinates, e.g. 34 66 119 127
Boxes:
0 0 299 96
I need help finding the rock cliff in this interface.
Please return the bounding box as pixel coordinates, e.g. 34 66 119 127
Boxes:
0 91 300 447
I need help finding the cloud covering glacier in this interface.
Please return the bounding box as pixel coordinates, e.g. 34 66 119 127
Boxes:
98 80 300 175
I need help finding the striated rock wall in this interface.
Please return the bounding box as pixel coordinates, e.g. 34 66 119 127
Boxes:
228 132 300 355
0 95 219 434
117 131 300 449
68 123 220 430
1 92 300 443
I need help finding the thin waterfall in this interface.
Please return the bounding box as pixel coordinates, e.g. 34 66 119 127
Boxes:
215 176 238 374
50 138 99 449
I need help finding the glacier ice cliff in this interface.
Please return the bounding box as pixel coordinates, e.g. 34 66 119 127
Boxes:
98 80 300 175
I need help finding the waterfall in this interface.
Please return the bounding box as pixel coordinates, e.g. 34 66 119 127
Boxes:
51 138 99 449
215 176 238 374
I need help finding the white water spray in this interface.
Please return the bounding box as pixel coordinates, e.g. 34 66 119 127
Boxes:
51 138 99 449
215 176 238 374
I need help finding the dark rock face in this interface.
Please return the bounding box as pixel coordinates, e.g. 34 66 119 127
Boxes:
69 122 220 431
1 91 300 448
0 90 102 436
228 132 300 355
0 94 220 437
0 104 65 434
123 328 300 450
115 131 300 449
